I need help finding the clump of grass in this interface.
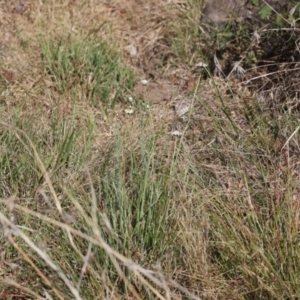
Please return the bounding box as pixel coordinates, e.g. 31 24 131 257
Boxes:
97 135 173 257
0 110 180 299
40 36 135 108
209 184 300 298
166 0 206 68
182 72 300 298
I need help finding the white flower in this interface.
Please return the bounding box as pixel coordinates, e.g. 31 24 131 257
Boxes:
195 62 208 68
141 79 148 86
125 108 134 114
170 130 183 136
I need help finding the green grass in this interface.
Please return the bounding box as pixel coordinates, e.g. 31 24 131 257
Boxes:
40 35 135 108
0 110 177 299
1 0 300 299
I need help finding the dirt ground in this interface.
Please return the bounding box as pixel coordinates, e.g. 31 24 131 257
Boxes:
0 0 229 117
0 1 272 299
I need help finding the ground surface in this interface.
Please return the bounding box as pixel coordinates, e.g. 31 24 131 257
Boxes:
1 1 300 300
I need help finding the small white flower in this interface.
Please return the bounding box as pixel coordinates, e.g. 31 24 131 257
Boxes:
170 130 183 136
128 96 134 102
195 62 208 68
125 108 134 114
141 79 148 86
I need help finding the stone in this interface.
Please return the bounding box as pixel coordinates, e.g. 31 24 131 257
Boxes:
201 0 294 26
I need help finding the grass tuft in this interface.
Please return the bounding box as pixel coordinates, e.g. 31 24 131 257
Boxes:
1 0 300 299
40 36 135 108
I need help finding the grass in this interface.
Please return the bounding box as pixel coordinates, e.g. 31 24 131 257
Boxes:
1 0 300 299
40 36 135 108
0 110 176 299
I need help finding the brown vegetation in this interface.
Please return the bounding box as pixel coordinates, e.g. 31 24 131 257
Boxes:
1 0 300 299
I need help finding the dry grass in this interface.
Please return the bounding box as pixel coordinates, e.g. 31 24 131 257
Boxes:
1 0 300 299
